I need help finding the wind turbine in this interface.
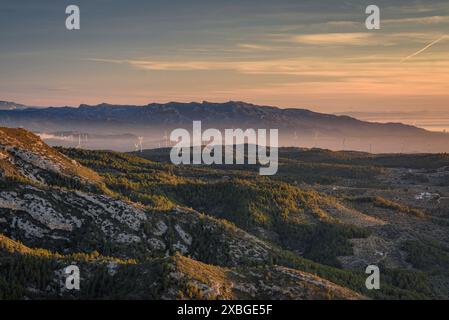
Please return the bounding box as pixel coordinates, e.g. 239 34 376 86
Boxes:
135 136 144 152
163 131 168 147
76 134 82 148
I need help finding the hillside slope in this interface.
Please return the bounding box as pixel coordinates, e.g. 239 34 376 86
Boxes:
0 234 363 299
0 128 370 300
0 127 101 186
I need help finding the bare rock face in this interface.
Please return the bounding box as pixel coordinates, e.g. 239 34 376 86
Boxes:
0 127 101 185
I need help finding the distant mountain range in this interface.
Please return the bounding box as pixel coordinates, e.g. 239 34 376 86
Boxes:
1 100 449 153
0 101 28 110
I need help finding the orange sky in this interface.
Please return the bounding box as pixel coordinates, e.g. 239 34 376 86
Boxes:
1 1 448 113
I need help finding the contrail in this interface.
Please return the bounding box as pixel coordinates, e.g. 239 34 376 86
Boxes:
401 35 447 62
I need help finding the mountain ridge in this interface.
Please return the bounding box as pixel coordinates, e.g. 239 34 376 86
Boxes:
0 99 427 131
1 100 448 153
0 101 28 111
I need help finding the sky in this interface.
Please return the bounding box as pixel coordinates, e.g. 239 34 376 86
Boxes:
0 0 448 114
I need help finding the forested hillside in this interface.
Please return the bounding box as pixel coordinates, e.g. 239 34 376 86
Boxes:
2 128 449 299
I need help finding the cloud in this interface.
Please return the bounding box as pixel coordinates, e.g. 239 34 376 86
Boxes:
401 35 447 62
384 15 449 25
289 33 373 45
87 58 128 64
272 32 448 48
128 60 230 71
237 43 275 51
87 55 449 86
89 57 347 75
325 21 361 27
87 58 224 71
